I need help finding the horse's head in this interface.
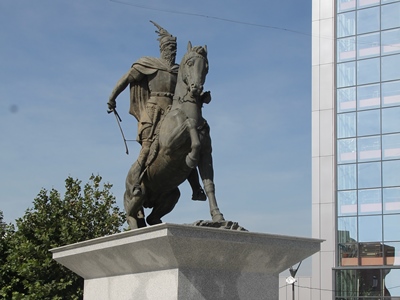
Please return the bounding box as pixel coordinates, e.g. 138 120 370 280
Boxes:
179 41 209 99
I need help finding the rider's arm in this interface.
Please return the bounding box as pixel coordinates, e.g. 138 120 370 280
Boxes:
108 67 144 108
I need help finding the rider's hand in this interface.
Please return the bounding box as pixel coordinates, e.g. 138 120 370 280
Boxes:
201 91 211 104
107 99 116 112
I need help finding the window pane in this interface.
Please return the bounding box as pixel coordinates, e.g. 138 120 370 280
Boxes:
360 242 384 266
383 133 400 159
357 58 381 85
359 215 382 242
358 188 382 214
338 87 356 112
358 136 381 162
338 190 358 216
382 106 400 134
358 162 381 188
357 84 380 110
338 164 357 190
383 160 400 186
381 2 400 30
382 54 400 81
338 112 356 138
338 61 356 87
384 187 400 213
338 37 356 62
358 32 381 59
357 6 380 34
358 0 380 8
338 216 358 243
384 243 400 267
336 269 384 297
382 80 400 106
338 11 356 37
336 269 358 298
339 243 359 266
385 268 400 295
357 109 381 136
358 269 382 296
338 0 357 12
338 138 357 163
384 214 400 241
382 28 400 55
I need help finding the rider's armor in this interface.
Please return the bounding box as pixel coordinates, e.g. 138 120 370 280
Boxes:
137 68 177 143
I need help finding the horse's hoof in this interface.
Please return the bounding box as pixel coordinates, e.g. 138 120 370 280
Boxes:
127 216 139 230
146 216 162 226
213 214 225 222
137 218 147 228
211 209 225 222
192 188 207 201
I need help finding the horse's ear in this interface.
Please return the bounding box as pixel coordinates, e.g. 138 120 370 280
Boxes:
187 41 192 51
204 45 207 54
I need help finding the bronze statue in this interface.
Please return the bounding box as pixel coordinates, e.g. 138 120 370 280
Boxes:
108 22 206 202
108 22 224 229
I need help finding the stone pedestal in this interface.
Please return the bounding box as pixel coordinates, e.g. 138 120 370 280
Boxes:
51 223 322 300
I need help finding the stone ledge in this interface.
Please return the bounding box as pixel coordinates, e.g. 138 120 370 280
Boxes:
51 223 322 279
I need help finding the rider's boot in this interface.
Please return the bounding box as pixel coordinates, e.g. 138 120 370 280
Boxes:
187 168 207 201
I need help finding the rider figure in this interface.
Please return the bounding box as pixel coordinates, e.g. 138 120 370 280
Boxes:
108 21 206 200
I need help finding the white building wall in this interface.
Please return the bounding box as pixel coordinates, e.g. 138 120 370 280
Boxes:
311 0 336 299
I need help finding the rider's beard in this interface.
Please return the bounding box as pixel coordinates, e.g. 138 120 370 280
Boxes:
161 50 176 66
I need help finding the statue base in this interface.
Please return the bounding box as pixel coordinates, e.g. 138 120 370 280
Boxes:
51 223 322 300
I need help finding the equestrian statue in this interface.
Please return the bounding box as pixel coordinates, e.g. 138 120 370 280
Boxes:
108 21 224 229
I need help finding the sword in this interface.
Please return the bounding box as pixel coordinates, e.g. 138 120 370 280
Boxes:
108 108 129 155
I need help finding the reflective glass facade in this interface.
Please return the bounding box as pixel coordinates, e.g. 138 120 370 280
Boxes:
336 0 400 299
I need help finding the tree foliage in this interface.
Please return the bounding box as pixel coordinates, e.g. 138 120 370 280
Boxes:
0 210 5 232
0 175 125 299
0 210 10 272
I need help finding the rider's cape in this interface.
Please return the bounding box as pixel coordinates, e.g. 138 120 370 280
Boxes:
129 57 179 123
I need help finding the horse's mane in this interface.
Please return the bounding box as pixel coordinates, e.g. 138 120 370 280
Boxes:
182 45 208 62
190 46 207 58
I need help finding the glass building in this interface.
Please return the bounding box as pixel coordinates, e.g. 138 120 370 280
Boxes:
312 0 400 299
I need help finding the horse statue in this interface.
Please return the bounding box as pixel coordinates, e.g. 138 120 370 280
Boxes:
124 42 225 229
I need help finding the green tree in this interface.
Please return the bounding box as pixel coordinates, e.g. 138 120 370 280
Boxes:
0 210 5 232
0 212 15 298
0 210 10 279
0 175 125 299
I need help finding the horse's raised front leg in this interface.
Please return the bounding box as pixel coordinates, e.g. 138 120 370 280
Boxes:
185 118 201 168
198 127 224 222
161 112 201 169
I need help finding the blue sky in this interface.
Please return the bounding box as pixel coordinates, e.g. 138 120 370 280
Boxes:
0 0 312 242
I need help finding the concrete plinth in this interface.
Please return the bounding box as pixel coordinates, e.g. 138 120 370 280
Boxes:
51 223 322 300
